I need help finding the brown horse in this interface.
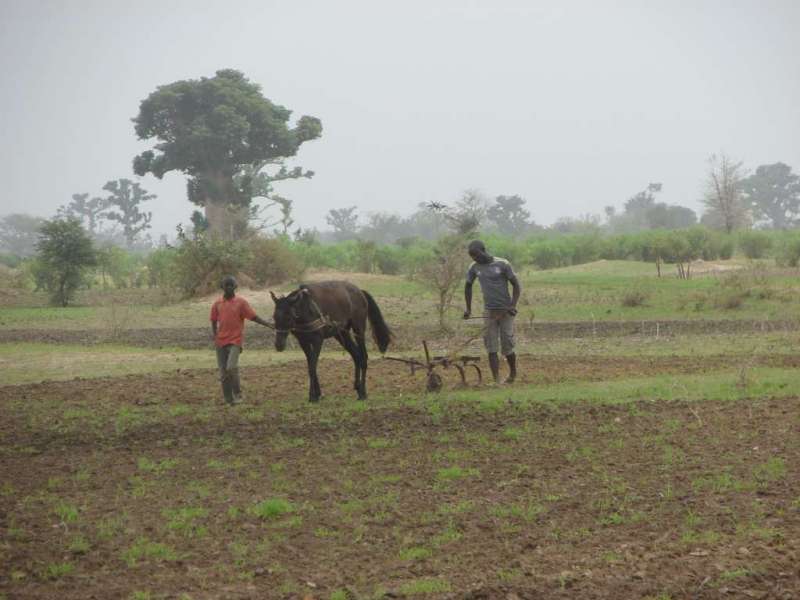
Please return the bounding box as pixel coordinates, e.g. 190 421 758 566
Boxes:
271 281 392 402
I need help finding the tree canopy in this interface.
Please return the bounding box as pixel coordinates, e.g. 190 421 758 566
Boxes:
0 214 46 257
132 69 321 238
740 162 800 229
102 179 155 247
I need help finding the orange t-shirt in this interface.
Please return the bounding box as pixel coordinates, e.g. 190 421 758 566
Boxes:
210 295 257 348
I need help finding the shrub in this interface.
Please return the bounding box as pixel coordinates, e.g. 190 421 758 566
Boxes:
528 241 566 270
244 237 304 285
0 264 28 290
96 245 143 289
354 239 377 273
776 235 800 267
718 236 735 260
35 218 97 306
738 231 773 259
169 232 250 297
699 231 733 260
0 253 23 268
145 247 178 288
715 291 746 310
375 245 402 274
621 289 648 307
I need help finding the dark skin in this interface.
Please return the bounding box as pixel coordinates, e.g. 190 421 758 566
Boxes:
463 246 521 384
211 280 271 339
462 248 520 319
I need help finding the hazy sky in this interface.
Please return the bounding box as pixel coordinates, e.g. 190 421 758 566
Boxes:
1 0 799 237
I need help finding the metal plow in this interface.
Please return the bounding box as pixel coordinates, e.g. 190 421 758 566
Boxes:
383 341 482 392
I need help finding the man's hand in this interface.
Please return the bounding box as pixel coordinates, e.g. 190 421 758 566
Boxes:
507 307 517 316
463 310 471 320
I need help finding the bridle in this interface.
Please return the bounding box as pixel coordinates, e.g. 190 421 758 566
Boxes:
274 295 337 335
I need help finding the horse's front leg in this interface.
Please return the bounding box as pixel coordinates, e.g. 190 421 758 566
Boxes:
300 336 322 402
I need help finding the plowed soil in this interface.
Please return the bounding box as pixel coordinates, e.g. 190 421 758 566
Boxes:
2 354 799 599
1 318 797 350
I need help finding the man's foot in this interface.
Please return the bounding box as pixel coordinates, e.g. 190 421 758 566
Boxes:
229 395 243 405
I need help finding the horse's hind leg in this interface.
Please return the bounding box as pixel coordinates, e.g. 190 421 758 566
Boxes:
335 331 363 399
355 332 369 400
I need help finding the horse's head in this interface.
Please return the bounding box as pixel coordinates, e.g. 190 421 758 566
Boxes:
270 288 311 351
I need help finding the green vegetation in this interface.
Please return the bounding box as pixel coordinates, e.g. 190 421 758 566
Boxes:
122 538 178 567
248 498 295 520
2 254 800 597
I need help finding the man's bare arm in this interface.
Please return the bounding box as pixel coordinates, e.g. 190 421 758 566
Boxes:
250 315 272 328
463 281 473 318
509 275 521 315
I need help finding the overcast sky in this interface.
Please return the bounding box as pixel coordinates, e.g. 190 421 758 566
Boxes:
1 0 799 237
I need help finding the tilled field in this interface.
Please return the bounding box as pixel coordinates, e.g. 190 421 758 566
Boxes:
1 318 797 349
2 355 799 599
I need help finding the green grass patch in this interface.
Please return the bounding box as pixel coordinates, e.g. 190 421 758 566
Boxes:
163 506 209 537
122 537 178 567
438 367 800 408
436 466 479 482
42 562 74 579
399 577 451 595
399 546 432 561
249 498 295 520
137 456 180 474
53 501 79 523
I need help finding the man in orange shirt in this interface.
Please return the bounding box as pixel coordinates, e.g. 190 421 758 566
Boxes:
210 276 272 405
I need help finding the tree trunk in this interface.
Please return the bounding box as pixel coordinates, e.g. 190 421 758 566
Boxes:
199 171 249 241
204 202 249 241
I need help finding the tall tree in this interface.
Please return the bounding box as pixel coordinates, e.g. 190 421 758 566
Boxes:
702 153 750 233
427 190 487 235
487 195 531 236
451 189 487 234
326 207 359 241
102 179 155 247
609 183 661 232
645 204 696 229
57 193 109 235
0 213 46 257
740 162 800 229
35 218 97 306
133 69 321 239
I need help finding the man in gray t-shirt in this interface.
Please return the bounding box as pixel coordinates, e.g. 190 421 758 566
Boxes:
463 240 521 383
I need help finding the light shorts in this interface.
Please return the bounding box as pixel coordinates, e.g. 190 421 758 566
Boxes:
483 310 515 355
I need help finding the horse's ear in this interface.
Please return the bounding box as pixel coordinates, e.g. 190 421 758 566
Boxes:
270 291 279 303
289 288 308 305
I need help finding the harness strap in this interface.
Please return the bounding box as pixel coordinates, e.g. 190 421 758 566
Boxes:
277 295 340 334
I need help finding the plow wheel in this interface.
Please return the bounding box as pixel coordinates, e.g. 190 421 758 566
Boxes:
426 371 443 393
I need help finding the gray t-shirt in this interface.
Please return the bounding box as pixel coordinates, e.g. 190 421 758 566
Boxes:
466 257 516 309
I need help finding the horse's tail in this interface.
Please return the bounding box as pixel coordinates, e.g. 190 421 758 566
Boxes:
362 289 392 353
